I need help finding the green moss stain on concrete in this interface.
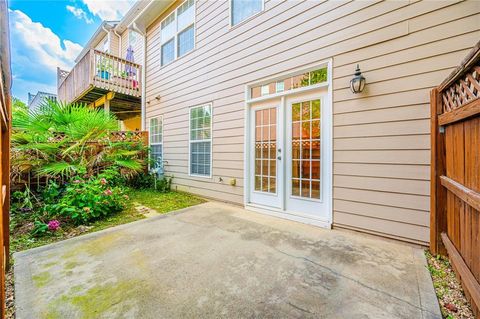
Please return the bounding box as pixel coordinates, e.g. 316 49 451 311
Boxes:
64 261 80 270
44 279 149 319
62 231 126 259
32 271 52 288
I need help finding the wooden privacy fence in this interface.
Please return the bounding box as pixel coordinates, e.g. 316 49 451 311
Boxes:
431 41 480 317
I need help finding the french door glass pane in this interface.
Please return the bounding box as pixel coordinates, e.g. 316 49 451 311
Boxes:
291 99 321 199
254 107 276 193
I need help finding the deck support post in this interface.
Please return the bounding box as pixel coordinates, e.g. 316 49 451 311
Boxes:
104 98 110 114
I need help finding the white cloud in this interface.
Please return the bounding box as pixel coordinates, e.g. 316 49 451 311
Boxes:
9 9 83 101
66 5 94 24
81 0 135 21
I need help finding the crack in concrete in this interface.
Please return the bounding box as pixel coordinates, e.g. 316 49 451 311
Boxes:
273 247 439 317
287 301 315 315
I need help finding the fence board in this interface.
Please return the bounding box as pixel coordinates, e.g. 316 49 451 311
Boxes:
431 40 480 317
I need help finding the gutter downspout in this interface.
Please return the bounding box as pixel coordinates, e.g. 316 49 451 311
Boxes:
131 22 147 131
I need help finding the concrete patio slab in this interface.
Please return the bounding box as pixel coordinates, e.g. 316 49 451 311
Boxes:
15 201 441 319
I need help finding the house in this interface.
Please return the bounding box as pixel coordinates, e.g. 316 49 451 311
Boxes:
0 0 11 316
57 1 148 131
131 0 480 246
27 91 57 112
122 0 478 246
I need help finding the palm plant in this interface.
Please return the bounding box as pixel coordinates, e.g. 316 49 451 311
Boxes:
12 100 145 182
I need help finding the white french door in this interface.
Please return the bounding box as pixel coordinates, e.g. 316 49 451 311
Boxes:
248 89 332 226
285 90 331 222
249 99 283 209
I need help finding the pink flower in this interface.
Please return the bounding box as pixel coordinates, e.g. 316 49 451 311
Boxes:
100 178 107 185
47 220 60 231
73 180 82 184
104 189 113 196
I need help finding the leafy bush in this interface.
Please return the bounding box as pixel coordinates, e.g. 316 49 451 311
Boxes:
43 172 128 225
125 172 172 193
11 100 147 182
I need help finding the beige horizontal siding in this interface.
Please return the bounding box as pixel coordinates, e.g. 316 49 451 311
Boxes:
144 0 480 245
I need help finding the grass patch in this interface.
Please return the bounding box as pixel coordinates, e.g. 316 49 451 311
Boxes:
10 189 205 254
425 250 474 318
127 188 206 214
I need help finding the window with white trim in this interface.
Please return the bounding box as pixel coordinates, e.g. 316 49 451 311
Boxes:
150 117 163 170
189 104 212 177
128 30 137 47
161 0 195 66
103 38 109 53
231 0 263 26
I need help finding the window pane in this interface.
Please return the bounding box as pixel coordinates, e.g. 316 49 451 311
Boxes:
161 13 176 44
310 67 328 84
151 144 163 169
178 24 194 57
190 105 212 176
161 39 175 66
190 141 211 176
177 0 194 31
129 30 137 46
150 117 163 144
231 0 263 26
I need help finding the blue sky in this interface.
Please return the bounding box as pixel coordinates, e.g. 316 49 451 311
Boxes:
8 0 135 103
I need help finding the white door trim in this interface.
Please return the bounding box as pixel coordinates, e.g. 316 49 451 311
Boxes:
244 59 333 228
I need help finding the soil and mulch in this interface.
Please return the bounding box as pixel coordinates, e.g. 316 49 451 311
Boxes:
425 251 475 319
5 189 206 319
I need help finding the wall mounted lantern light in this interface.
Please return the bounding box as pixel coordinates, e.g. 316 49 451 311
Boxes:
350 64 366 94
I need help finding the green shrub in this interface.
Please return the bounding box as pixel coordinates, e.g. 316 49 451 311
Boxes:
43 174 128 225
126 172 172 193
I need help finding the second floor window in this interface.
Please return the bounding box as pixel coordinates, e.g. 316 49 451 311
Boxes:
161 0 195 66
129 30 137 47
231 0 263 26
103 38 109 53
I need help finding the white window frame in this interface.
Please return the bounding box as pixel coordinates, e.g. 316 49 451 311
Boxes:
149 116 164 168
229 0 265 28
128 29 137 47
103 37 109 53
188 103 213 178
160 0 196 67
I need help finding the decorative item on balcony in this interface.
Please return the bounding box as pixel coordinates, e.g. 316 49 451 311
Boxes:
97 58 112 80
350 64 366 94
125 45 138 90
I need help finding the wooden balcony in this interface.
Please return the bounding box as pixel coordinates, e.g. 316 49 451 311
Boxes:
57 49 142 120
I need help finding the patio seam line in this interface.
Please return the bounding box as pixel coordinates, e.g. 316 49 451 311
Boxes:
412 246 426 319
272 247 439 317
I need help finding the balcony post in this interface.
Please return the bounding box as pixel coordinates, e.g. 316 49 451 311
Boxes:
104 98 110 114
